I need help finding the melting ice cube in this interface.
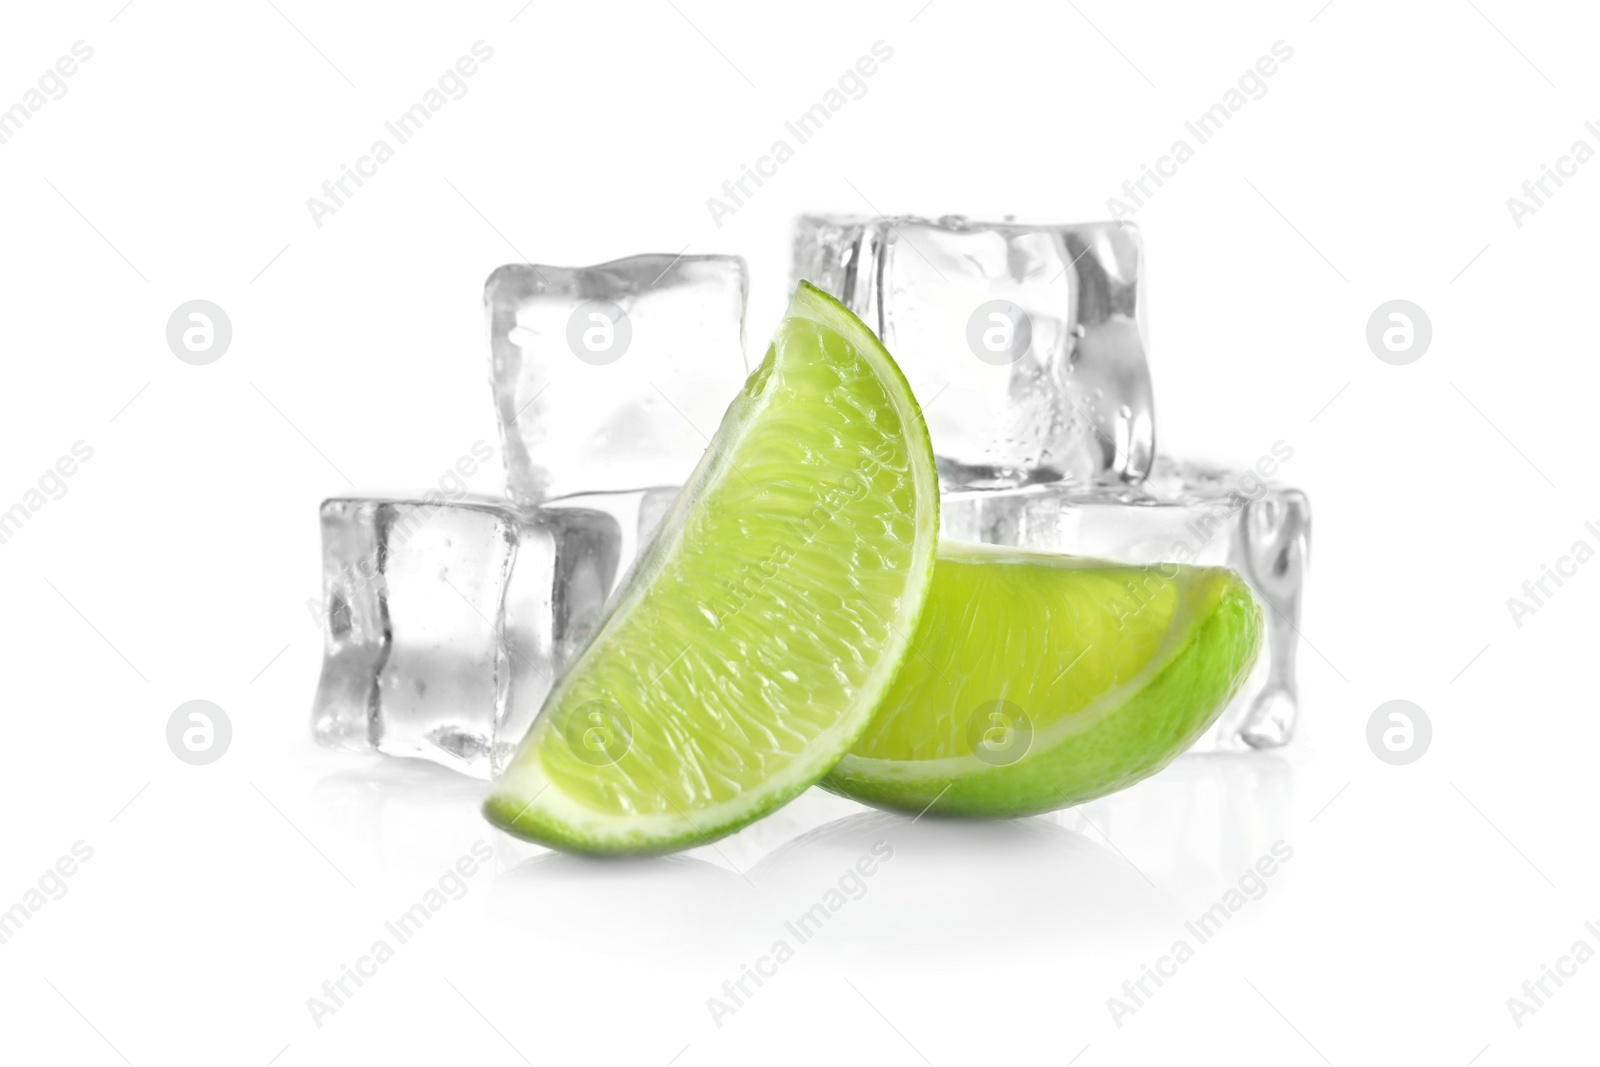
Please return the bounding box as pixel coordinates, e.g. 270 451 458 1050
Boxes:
793 215 1154 489
487 255 748 503
310 490 675 776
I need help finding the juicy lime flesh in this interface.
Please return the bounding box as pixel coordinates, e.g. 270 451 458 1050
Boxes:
823 545 1263 817
853 553 1184 759
486 283 938 852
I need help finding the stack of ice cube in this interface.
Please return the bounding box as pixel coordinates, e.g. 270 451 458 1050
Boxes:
793 216 1310 752
311 219 1310 777
311 253 740 775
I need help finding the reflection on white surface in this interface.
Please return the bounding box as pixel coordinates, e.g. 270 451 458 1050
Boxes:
1063 752 1296 912
312 746 1297 967
312 753 488 874
740 811 1176 969
484 808 1176 972
490 852 756 965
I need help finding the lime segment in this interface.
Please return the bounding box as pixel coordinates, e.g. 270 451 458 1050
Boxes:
485 283 939 853
823 542 1263 817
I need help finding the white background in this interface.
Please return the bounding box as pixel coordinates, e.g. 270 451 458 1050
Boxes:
1 1 1596 1064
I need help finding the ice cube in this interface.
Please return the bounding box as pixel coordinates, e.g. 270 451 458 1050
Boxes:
310 490 676 777
940 458 1310 750
793 215 1153 489
487 255 749 504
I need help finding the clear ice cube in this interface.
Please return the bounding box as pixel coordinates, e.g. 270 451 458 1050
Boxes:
792 215 1154 489
487 255 749 504
940 458 1311 750
310 491 675 777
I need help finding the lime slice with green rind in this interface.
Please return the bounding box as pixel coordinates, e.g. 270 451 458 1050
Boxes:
485 283 939 854
823 543 1262 817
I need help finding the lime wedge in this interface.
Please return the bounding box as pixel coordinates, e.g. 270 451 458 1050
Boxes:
823 543 1262 817
485 283 939 853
